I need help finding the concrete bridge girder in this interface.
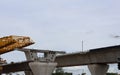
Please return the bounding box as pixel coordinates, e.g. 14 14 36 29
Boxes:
2 45 120 75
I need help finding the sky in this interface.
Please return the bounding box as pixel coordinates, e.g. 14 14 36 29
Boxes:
0 0 120 75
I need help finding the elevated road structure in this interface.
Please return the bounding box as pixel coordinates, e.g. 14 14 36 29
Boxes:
1 45 120 75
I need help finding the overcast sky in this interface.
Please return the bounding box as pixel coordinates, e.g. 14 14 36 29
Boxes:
0 0 120 75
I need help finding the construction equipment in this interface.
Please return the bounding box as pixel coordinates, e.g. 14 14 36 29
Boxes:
0 35 34 54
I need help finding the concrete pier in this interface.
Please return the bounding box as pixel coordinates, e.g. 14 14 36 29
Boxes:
24 71 33 75
29 62 57 75
88 64 109 75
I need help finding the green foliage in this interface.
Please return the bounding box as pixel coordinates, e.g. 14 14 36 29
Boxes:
118 63 120 70
52 73 72 75
53 67 72 75
55 67 64 73
81 73 86 75
106 73 117 75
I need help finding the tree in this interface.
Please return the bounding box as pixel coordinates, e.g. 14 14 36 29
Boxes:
55 67 64 73
53 67 72 75
118 63 120 70
81 73 86 75
106 73 117 75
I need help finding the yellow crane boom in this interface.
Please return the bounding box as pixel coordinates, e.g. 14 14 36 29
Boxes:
0 35 34 54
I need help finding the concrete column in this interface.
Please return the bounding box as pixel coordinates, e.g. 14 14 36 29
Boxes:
29 62 57 75
88 64 109 75
24 71 33 75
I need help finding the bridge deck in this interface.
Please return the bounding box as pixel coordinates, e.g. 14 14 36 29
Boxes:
55 45 120 67
1 45 120 73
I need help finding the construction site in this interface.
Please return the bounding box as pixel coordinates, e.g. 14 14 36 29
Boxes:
0 35 119 75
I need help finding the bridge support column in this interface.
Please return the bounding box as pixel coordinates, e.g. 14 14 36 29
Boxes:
88 64 109 75
29 62 57 75
24 71 33 75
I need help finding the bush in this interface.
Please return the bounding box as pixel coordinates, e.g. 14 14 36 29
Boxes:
52 73 72 75
106 73 117 75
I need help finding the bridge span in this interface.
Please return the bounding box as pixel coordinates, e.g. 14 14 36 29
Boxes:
55 45 120 67
1 45 120 75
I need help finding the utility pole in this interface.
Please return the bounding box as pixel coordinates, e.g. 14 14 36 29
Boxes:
82 40 83 52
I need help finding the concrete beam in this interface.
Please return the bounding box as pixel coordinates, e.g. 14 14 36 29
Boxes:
55 45 120 67
1 45 120 73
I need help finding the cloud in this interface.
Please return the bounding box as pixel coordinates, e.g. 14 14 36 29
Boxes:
0 0 120 53
0 0 120 74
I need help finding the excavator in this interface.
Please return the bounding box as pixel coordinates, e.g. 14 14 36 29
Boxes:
0 35 34 68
